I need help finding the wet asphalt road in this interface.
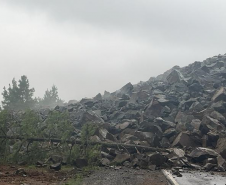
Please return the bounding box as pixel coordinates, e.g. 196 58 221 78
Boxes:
169 171 226 185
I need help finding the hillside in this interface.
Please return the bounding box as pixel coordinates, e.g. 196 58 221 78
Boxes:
1 53 226 184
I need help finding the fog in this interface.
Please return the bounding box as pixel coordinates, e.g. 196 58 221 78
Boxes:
0 0 226 102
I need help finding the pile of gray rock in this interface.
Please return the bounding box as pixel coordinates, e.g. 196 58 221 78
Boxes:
7 53 226 172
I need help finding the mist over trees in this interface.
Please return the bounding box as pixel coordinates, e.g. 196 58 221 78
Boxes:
37 85 64 108
1 75 36 110
1 75 64 111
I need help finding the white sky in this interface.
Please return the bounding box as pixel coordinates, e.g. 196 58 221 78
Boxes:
0 0 226 102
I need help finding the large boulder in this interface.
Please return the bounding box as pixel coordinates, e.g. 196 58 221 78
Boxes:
144 98 163 119
172 132 198 148
166 69 186 85
201 116 225 133
79 111 104 126
189 147 219 162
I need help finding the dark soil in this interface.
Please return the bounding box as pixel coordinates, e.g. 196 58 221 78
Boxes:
0 165 73 185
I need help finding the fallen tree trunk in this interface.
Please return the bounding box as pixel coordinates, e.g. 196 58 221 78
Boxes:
0 136 167 152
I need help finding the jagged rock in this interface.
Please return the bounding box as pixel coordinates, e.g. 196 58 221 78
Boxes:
115 121 132 130
188 82 203 92
93 93 102 101
201 116 225 133
115 100 128 108
121 94 130 100
80 98 95 107
130 90 149 103
113 153 130 164
217 155 226 170
103 91 112 100
155 117 176 131
210 111 226 124
167 148 185 159
5 52 226 173
134 131 160 147
166 69 185 84
79 111 104 126
144 98 163 119
172 132 197 147
203 163 216 171
120 134 138 144
130 154 149 169
163 128 177 138
115 82 133 97
149 153 166 166
101 151 114 160
175 112 195 132
189 147 219 162
97 128 116 141
190 119 201 130
90 135 101 142
161 137 171 148
216 138 226 159
212 87 226 102
211 101 226 113
50 163 61 171
207 131 219 147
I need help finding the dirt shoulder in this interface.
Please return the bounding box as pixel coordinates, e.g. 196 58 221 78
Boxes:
0 165 168 185
0 165 73 185
82 166 168 185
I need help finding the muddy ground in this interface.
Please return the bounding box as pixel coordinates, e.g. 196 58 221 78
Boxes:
0 165 168 185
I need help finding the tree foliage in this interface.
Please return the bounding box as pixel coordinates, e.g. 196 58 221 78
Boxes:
44 110 73 140
1 75 36 111
38 85 64 108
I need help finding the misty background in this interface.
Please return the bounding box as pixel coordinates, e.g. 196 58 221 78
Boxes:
0 0 226 102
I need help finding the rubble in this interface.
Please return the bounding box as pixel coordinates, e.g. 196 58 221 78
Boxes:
2 53 226 172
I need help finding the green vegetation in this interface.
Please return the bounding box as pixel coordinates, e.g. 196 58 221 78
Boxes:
1 75 64 111
37 85 64 108
2 75 36 110
44 110 73 140
81 123 101 165
0 109 101 168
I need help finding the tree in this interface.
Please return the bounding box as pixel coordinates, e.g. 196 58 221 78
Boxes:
1 75 36 111
38 85 64 108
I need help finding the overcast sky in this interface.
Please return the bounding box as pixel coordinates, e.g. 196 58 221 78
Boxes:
0 0 226 102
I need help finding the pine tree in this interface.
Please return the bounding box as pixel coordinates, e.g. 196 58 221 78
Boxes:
1 75 36 110
38 85 64 108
